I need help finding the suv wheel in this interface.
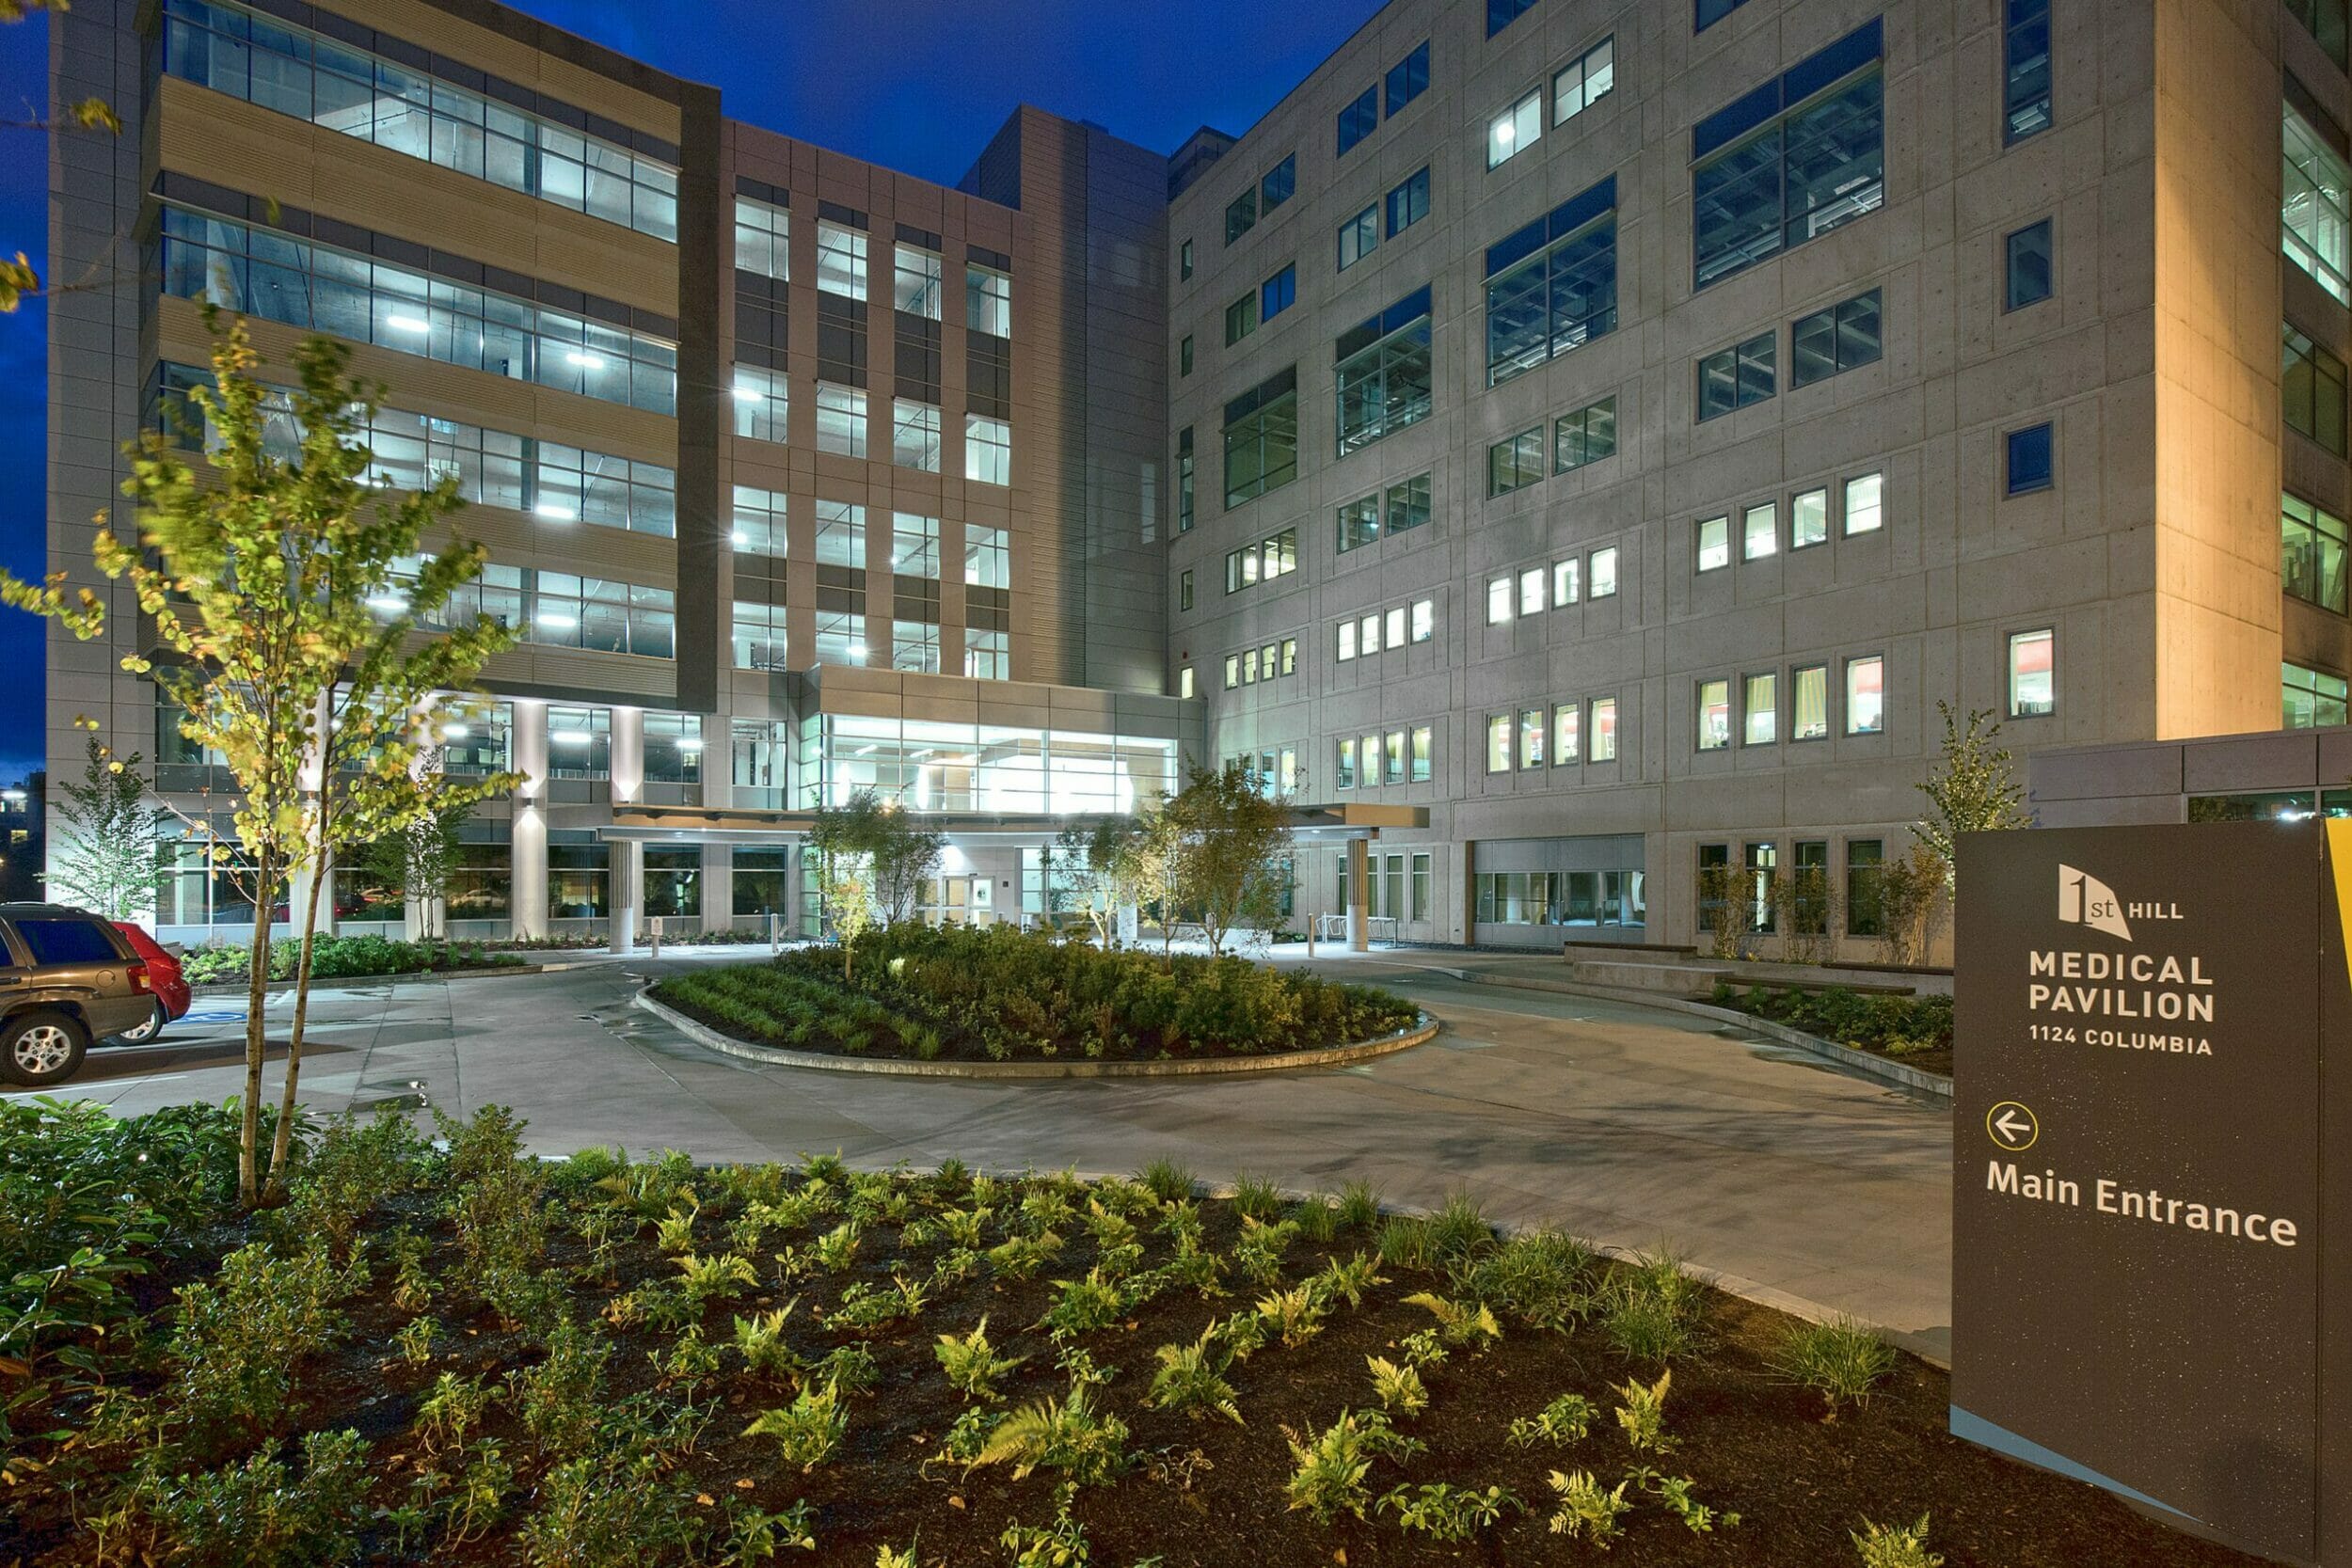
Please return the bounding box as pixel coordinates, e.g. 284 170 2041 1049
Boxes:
110 1002 167 1047
0 1011 89 1087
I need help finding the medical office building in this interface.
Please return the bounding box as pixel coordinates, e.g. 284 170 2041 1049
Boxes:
42 0 2352 950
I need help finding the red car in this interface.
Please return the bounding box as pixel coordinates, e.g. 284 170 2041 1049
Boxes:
110 923 191 1045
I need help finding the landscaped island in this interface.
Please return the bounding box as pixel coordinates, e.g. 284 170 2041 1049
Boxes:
180 934 530 986
650 925 1422 1063
0 1101 2266 1567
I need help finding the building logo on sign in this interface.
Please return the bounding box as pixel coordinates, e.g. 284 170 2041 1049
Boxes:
2058 863 2132 942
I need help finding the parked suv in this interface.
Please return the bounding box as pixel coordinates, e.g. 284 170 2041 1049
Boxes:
0 904 157 1087
110 922 191 1045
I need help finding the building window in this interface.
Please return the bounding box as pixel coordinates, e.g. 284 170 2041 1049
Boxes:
1411 597 1435 641
1845 471 1883 533
1179 665 1194 699
891 400 941 471
965 414 1011 485
1553 559 1580 604
813 610 867 666
1335 287 1434 454
1697 331 1774 420
2006 422 2054 494
1553 37 1614 124
1410 728 1433 783
965 629 1009 680
815 384 866 458
1179 569 1194 611
1489 428 1545 496
1179 238 1194 281
545 706 612 780
1223 529 1297 593
547 844 609 920
1261 263 1297 322
967 264 1012 336
1176 428 1195 531
1791 487 1828 548
1387 41 1430 115
1845 839 1883 936
1337 85 1379 157
1488 0 1539 38
2284 103 2351 305
1386 166 1432 237
1845 655 1884 734
1225 187 1257 246
1591 697 1618 760
1339 205 1378 270
735 196 788 279
2285 660 2351 727
1518 566 1546 616
1226 654 1243 689
2005 219 2053 309
2004 0 2053 143
2282 494 2350 614
892 622 941 673
1697 0 1753 29
891 512 942 580
1225 293 1257 346
1553 703 1581 764
1223 369 1299 507
1180 335 1194 376
1791 663 1828 739
964 523 1009 589
1697 515 1730 572
1790 290 1883 388
1262 154 1296 212
1486 714 1512 772
2284 325 2349 455
1556 397 1617 471
1742 501 1777 561
1338 494 1381 554
2289 0 2349 69
1337 622 1358 663
1519 708 1546 768
1697 679 1731 751
1486 178 1618 384
1486 577 1513 625
1390 474 1432 534
816 220 867 299
1590 546 1618 597
1743 673 1777 744
1692 20 1884 290
731 601 788 671
2008 628 2055 717
894 244 944 320
1487 87 1542 169
732 364 788 444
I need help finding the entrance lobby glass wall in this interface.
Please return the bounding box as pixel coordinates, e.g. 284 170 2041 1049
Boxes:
797 716 1179 815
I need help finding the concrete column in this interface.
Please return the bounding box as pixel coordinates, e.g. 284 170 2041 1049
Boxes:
702 842 734 937
786 839 806 939
510 701 548 941
608 838 642 954
1346 836 1369 953
1460 839 1478 947
610 706 644 808
700 712 731 808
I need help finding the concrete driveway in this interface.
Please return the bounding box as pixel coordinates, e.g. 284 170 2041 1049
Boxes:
13 949 1954 1357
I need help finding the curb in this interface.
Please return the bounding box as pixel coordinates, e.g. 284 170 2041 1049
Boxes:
633 987 1442 1079
1428 967 1953 1102
191 962 544 998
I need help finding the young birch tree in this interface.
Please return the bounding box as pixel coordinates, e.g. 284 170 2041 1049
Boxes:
1165 762 1293 956
5 319 516 1203
44 727 173 921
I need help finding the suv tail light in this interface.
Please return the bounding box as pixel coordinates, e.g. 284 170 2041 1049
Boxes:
126 960 151 994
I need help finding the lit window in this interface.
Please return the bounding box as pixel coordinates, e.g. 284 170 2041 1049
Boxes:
894 244 943 319
2286 103 2352 303
816 221 866 300
1791 664 1829 739
965 414 1011 485
1487 88 1542 169
2282 493 2350 614
731 602 787 671
1519 567 1545 617
1792 488 1829 548
1410 598 1434 641
731 364 787 444
1486 577 1513 625
1336 289 1434 454
1385 605 1406 646
1591 697 1617 760
2284 659 2350 727
1846 656 1884 734
1360 614 1381 655
891 400 941 471
815 384 866 458
814 500 866 568
1554 703 1581 764
1225 655 1241 689
1696 515 1730 572
1845 472 1883 533
1743 673 1777 745
2009 628 2055 717
1486 714 1512 772
965 628 1008 680
1519 708 1545 768
963 524 1009 588
1698 678 1732 751
1552 559 1580 605
1590 546 1618 597
735 197 788 280
890 512 941 578
1179 665 1194 699
1743 502 1776 561
1337 737 1358 789
1553 37 1614 124
1338 621 1357 661
967 264 1012 335
813 610 866 666
1410 726 1433 782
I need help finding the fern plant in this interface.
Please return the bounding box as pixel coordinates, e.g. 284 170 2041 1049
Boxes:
970 1385 1132 1488
1038 1269 1127 1338
731 1303 803 1380
1307 1252 1387 1310
1546 1468 1631 1544
1364 1355 1428 1418
1613 1369 1675 1454
1254 1284 1327 1348
1232 1216 1301 1286
1403 1291 1502 1350
742 1381 847 1471
1852 1513 1943 1568
934 1315 1025 1402
1631 1467 1740 1534
1146 1327 1242 1424
810 1220 864 1275
1505 1391 1594 1449
673 1251 759 1305
1281 1409 1423 1524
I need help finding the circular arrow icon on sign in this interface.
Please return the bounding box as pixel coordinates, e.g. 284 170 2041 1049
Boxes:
1985 1101 2040 1152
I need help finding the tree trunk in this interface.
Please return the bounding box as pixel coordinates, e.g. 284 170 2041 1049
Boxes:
263 831 329 1202
238 845 276 1209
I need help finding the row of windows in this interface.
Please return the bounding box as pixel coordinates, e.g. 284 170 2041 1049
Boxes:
1485 34 1614 170
1337 472 1432 554
1225 264 1297 344
1487 395 1618 496
726 493 1009 589
158 362 676 535
1474 866 1643 929
1338 168 1432 272
162 0 680 242
1483 698 1621 771
1224 527 1299 594
731 372 1010 483
1335 288 1434 455
730 606 1008 679
1336 726 1435 788
382 562 676 659
1696 289 1883 420
2287 660 2350 728
162 205 679 415
1223 638 1300 689
1698 840 1891 939
1336 598 1436 660
1694 473 1884 568
2283 494 2349 616
1224 154 1297 246
1337 40 1431 160
1483 547 1621 625
1693 656 1885 752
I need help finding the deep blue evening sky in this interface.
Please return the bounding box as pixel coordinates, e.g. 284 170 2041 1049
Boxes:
0 0 1387 784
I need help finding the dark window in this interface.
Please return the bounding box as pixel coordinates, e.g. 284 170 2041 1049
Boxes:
894 312 941 403
1176 427 1195 531
1179 238 1193 281
2007 422 2054 494
1386 166 1431 237
1556 396 1617 470
1485 176 1618 384
2004 0 2053 143
1696 843 1730 931
1488 428 1545 496
1224 293 1256 346
816 293 867 386
12 918 119 966
1336 86 1379 156
1488 0 1540 37
1262 155 1296 212
1225 186 1257 245
1335 286 1434 454
1338 204 1378 270
1386 41 1430 116
1179 335 1193 376
2290 0 2350 69
2284 325 2349 456
1261 263 1297 322
2005 220 2053 309
1692 20 1884 289
967 334 1010 420
1844 840 1883 936
1697 331 1774 420
1223 367 1299 507
1697 0 1753 29
1179 570 1194 611
1789 289 1882 387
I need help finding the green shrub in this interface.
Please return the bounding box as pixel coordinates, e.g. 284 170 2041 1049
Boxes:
1716 984 1953 1057
178 935 524 986
152 1429 373 1568
170 1238 354 1438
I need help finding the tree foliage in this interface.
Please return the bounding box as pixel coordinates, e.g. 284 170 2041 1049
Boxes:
809 788 946 974
350 773 474 939
1050 815 1166 946
44 728 173 921
1163 762 1292 955
1914 701 2029 886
